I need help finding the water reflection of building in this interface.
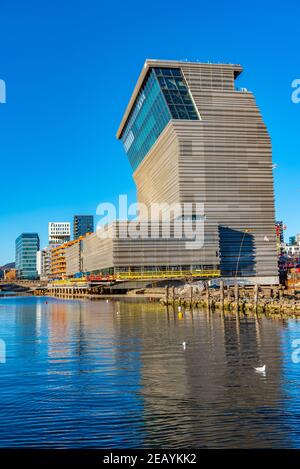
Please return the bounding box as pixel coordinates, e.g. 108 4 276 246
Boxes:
45 299 145 447
115 302 287 448
3 297 292 447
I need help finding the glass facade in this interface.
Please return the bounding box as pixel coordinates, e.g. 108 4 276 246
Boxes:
121 67 199 171
15 233 40 280
73 215 94 239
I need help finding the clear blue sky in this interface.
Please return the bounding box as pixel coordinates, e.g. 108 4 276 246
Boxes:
0 0 299 265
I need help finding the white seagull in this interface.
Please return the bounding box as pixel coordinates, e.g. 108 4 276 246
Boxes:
255 364 266 373
182 341 187 351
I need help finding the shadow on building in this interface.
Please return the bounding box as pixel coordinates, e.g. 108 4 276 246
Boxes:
219 226 256 276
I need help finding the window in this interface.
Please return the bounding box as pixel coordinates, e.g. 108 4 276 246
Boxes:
121 67 199 171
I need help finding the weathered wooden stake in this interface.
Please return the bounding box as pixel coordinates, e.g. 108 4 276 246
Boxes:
172 286 175 303
254 284 259 314
206 284 210 310
279 286 283 301
220 281 224 311
234 283 239 312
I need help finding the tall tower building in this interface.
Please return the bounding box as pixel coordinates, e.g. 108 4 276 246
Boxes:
116 60 278 280
15 233 40 280
48 222 71 246
73 215 94 240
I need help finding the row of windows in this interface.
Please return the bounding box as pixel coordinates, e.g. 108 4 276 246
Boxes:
122 69 172 171
121 67 199 171
154 69 199 121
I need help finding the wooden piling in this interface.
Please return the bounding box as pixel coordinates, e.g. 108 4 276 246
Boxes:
165 285 169 304
234 283 239 312
172 286 175 303
279 286 283 301
254 284 259 314
206 284 210 310
220 281 224 311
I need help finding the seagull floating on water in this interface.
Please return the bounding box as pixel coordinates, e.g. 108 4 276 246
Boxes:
182 341 187 350
254 364 266 373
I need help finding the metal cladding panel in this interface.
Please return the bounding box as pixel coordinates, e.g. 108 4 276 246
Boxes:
65 243 81 277
112 220 219 268
82 231 114 272
133 124 180 209
80 221 219 272
132 62 278 278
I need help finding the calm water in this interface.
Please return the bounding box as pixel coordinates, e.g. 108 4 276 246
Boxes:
0 295 300 448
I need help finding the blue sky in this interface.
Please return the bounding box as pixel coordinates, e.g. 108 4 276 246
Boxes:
0 0 299 265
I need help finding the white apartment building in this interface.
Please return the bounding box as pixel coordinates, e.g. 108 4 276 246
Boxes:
48 222 71 246
36 247 52 280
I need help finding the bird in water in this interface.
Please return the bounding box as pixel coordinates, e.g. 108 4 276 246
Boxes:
254 364 266 373
182 341 187 351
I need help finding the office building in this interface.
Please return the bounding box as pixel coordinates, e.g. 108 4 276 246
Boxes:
73 215 94 240
50 239 84 279
115 59 278 281
36 247 52 280
63 60 278 283
15 233 40 280
48 222 71 246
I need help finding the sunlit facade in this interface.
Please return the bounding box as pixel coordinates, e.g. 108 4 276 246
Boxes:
15 233 40 280
121 67 199 171
116 59 278 281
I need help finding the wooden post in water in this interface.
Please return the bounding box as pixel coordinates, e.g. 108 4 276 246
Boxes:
254 284 259 314
227 285 231 303
165 285 169 304
190 286 193 307
172 286 175 303
279 286 283 301
234 283 239 312
220 280 224 311
206 284 210 310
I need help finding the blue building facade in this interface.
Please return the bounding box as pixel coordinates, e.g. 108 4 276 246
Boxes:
120 67 199 171
73 215 94 240
15 233 40 280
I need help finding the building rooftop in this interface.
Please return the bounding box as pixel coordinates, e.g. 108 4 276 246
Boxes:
116 59 243 139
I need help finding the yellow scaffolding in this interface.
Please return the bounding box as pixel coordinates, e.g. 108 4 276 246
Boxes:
116 270 220 280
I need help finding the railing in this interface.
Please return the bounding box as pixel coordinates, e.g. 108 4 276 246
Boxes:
49 270 220 285
116 270 220 280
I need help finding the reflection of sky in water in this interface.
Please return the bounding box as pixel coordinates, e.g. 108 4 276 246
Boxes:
0 296 299 448
281 320 300 448
0 296 144 448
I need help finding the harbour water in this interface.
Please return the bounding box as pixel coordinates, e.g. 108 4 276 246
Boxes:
0 295 300 448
